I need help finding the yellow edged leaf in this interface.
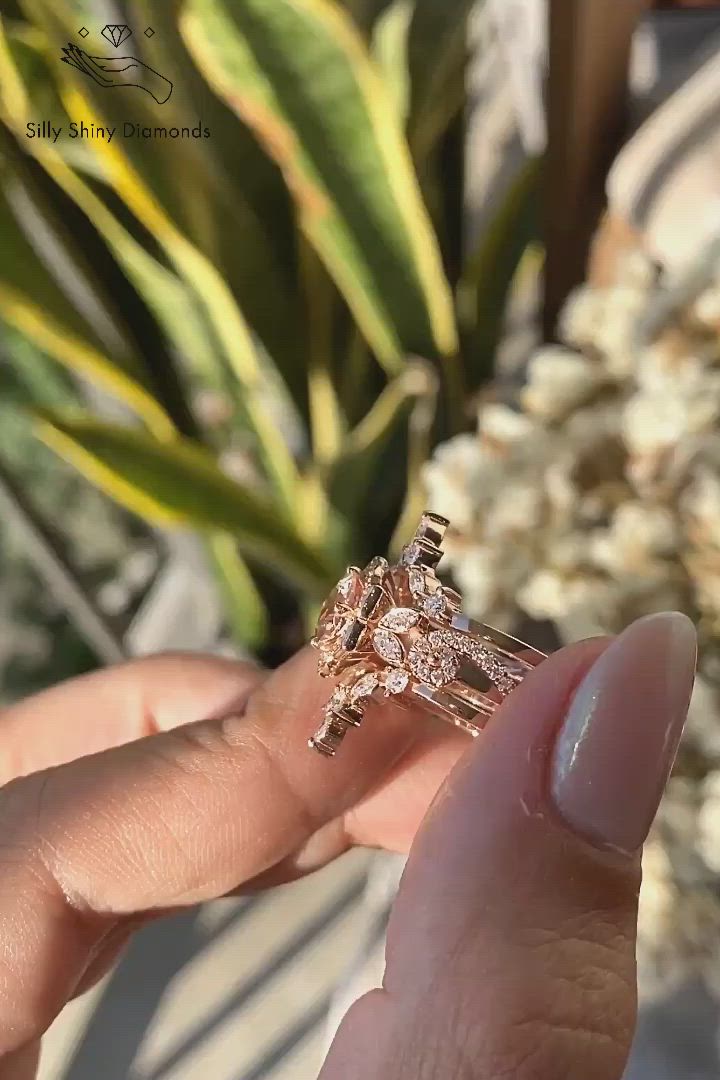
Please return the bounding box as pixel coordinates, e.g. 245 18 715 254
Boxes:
181 0 458 367
35 413 338 593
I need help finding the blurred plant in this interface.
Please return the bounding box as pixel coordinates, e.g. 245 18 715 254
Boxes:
424 245 720 997
0 0 538 655
0 327 158 693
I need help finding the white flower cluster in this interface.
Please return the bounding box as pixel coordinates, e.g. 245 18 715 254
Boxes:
424 251 720 996
425 251 720 640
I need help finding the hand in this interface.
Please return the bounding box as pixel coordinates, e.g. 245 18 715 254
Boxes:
61 43 173 105
0 612 696 1079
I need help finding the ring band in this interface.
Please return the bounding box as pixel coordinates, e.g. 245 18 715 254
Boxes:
309 512 547 757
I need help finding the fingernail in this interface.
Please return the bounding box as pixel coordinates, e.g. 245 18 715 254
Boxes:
551 612 697 854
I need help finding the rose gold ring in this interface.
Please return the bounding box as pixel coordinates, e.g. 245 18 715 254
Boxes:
309 511 547 757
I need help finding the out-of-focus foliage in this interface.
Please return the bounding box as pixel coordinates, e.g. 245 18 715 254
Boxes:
0 0 539 651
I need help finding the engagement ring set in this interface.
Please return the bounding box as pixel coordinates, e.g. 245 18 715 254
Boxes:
309 512 546 757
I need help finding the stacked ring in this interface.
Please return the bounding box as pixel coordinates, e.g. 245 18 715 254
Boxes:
309 512 547 757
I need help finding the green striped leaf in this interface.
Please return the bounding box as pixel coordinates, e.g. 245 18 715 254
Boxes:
35 413 338 594
206 532 269 649
407 0 478 160
0 184 174 437
181 0 458 369
372 0 413 125
342 0 394 36
459 157 541 387
15 0 303 388
0 19 302 513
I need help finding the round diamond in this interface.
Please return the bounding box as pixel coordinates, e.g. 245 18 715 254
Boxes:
423 593 446 618
379 607 420 632
428 628 516 693
383 670 409 695
365 556 389 576
372 628 405 664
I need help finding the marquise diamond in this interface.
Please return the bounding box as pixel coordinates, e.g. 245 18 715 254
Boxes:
372 628 405 664
350 672 380 701
379 607 420 632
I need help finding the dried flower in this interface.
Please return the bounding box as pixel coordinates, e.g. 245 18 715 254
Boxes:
424 249 720 999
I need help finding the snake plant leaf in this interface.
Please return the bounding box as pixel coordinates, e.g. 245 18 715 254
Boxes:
0 177 113 363
0 45 220 408
0 186 174 438
328 372 414 520
458 157 541 388
123 0 305 402
0 19 301 513
14 0 304 405
372 0 413 125
181 0 458 369
0 327 79 411
206 532 269 649
300 241 345 467
342 0 394 36
0 123 142 379
34 413 337 593
0 124 207 439
407 0 478 161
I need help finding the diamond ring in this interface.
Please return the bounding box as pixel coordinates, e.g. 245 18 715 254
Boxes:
309 511 547 757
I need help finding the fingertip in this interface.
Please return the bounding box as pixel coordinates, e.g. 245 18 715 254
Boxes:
380 630 640 1048
381 635 625 978
550 612 696 854
456 634 614 794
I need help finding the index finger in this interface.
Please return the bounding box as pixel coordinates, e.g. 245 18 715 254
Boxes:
0 652 263 783
0 646 421 1054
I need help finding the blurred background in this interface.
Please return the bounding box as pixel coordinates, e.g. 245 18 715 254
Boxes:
2 0 720 1076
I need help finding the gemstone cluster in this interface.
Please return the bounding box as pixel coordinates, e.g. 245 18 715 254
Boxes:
310 529 517 756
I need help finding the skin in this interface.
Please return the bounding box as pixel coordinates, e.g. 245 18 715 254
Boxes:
0 636 651 1079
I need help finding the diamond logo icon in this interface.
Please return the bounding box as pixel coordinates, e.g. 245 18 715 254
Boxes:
78 27 89 38
101 24 132 48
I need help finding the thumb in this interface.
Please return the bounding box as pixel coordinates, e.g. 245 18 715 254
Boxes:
320 612 697 1080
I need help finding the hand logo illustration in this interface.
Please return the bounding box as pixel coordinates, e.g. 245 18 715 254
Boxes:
60 42 173 105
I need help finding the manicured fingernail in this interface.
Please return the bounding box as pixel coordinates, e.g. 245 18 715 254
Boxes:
551 612 697 854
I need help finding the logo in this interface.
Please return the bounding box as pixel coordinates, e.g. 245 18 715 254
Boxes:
100 25 133 48
32 24 211 142
60 24 173 105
